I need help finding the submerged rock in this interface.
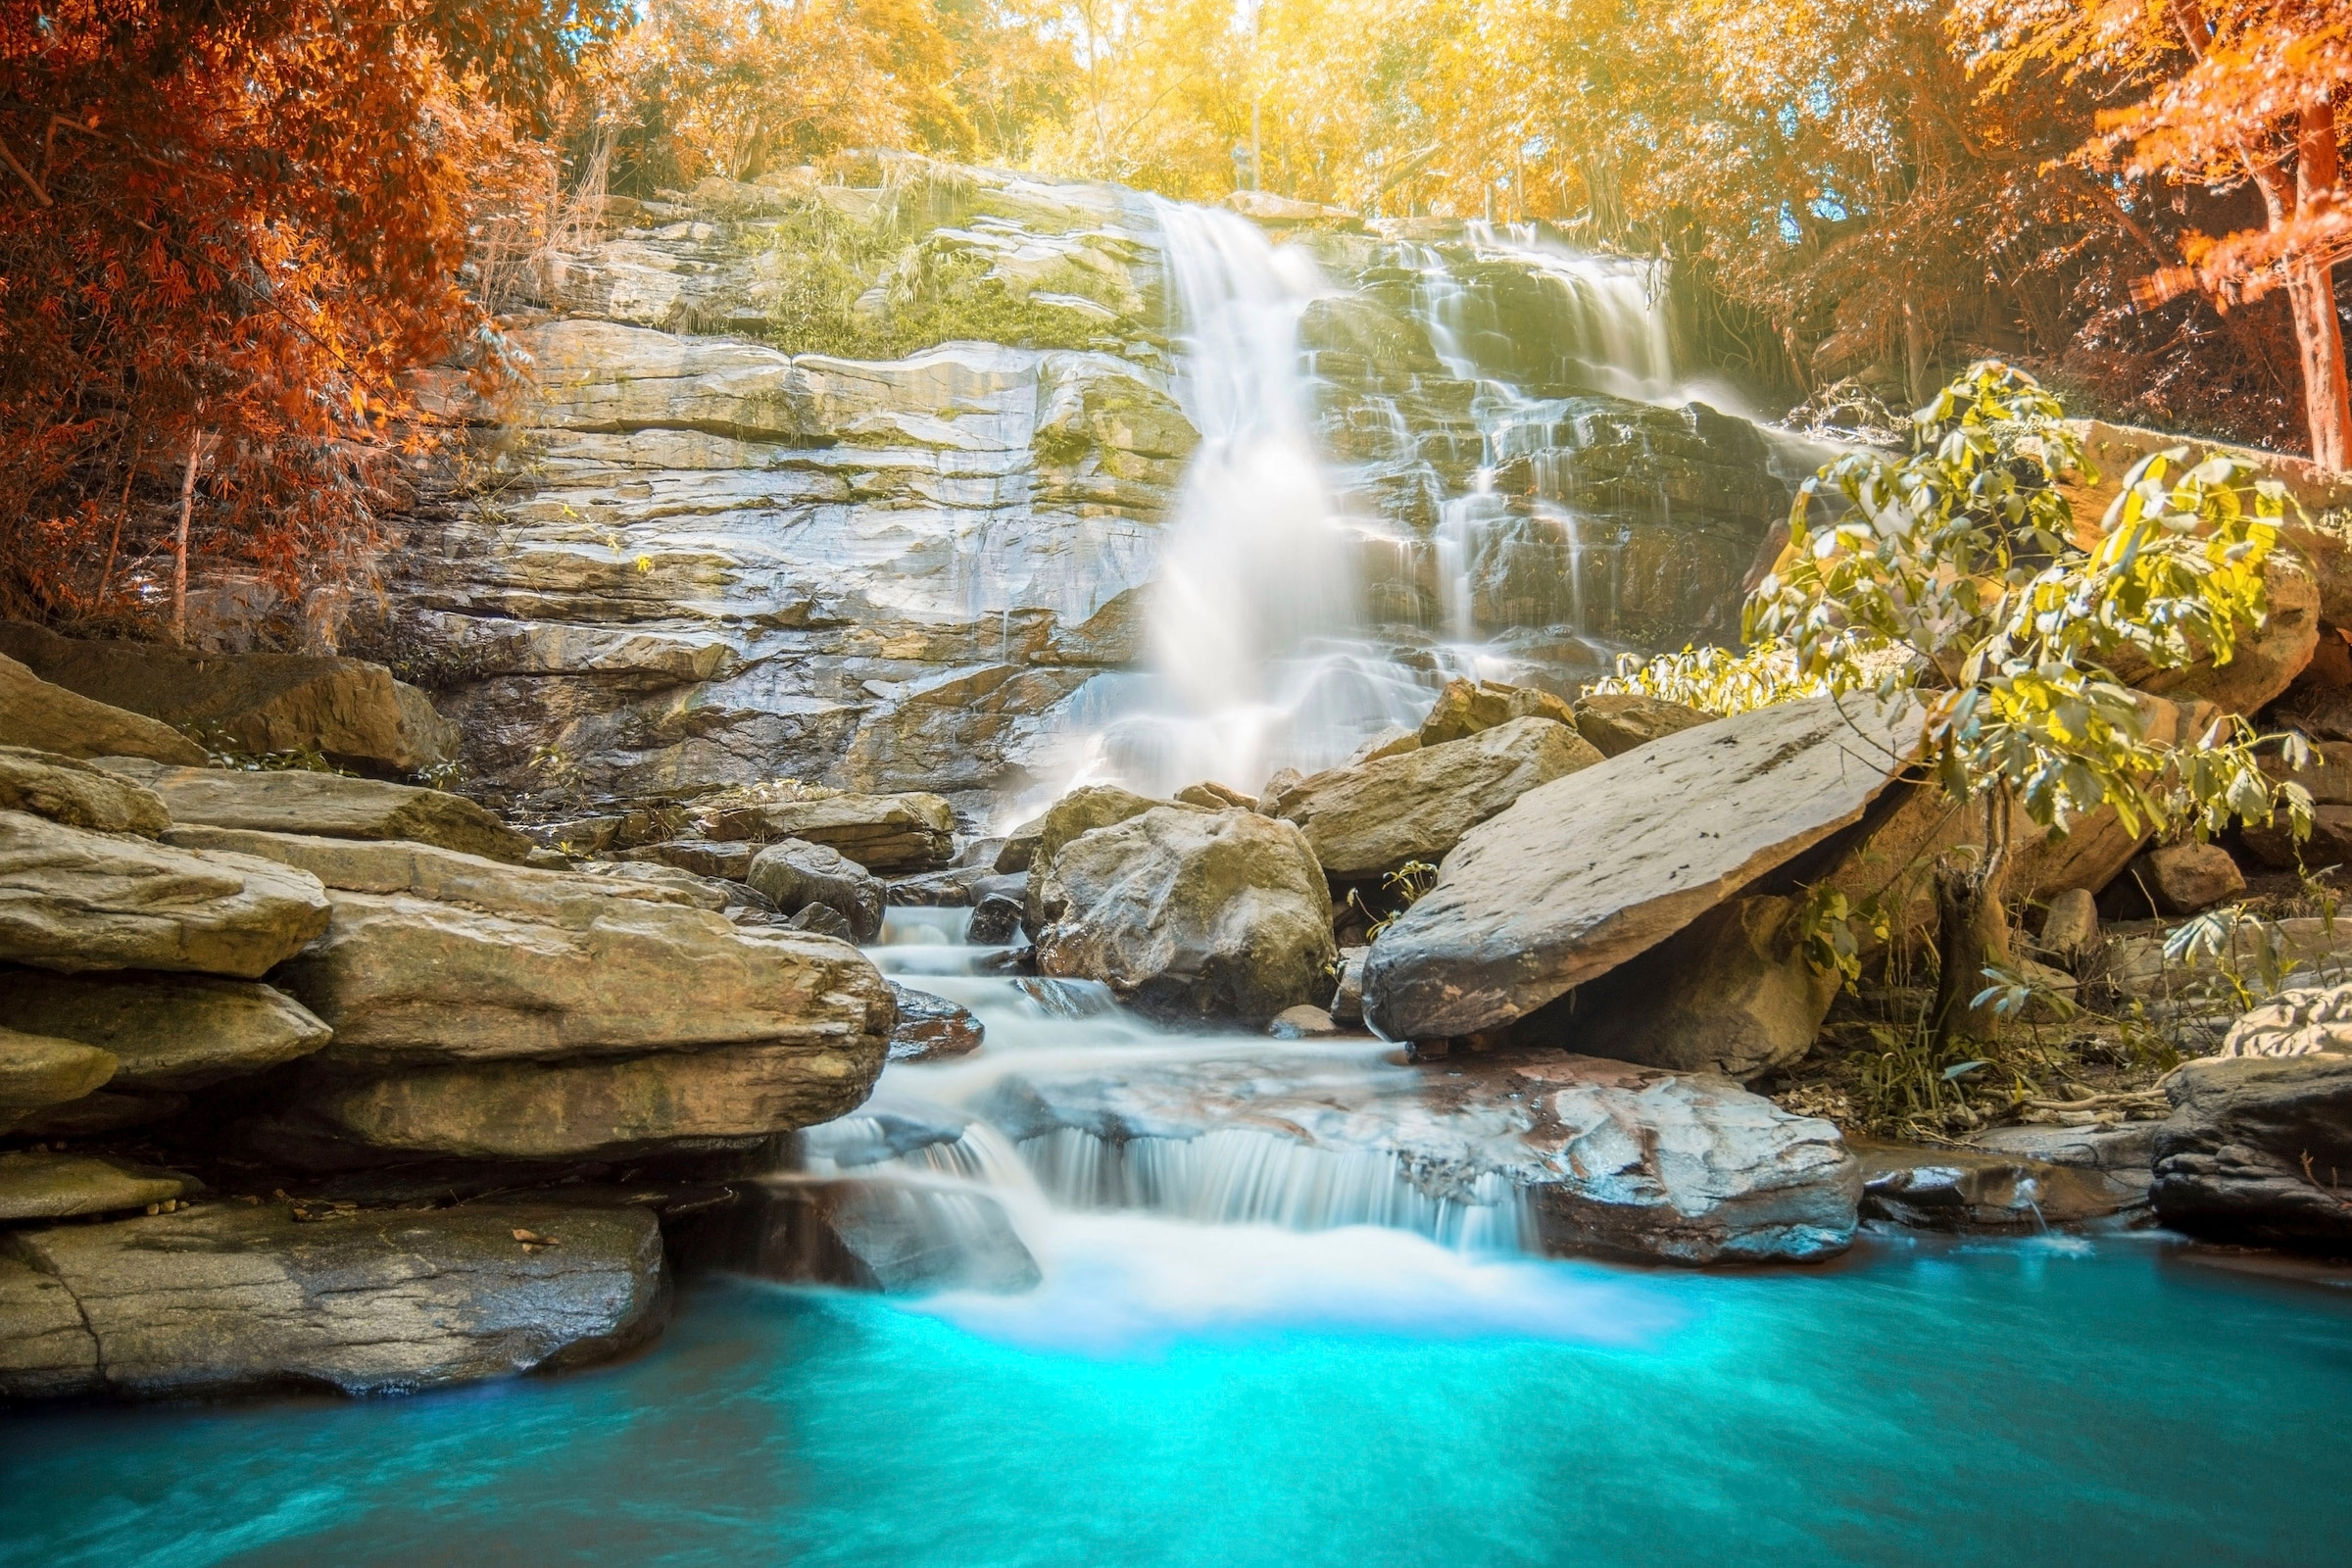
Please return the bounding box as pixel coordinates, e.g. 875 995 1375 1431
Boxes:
887 983 985 1062
1033 807 1335 1025
0 621 457 773
1855 1143 2135 1230
2153 1054 2352 1252
0 1201 665 1400
0 809 330 978
0 970 331 1091
973 1048 1859 1263
1268 716 1602 880
680 1176 1040 1295
100 760 535 864
1363 693 1920 1042
0 653 208 766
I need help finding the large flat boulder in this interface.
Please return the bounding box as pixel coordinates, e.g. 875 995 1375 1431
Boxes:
972 1048 1860 1263
0 621 457 773
293 1039 886 1160
1363 693 1920 1042
0 1152 199 1222
275 890 891 1069
0 653 207 765
97 760 534 864
1034 807 1335 1025
689 788 955 872
0 1201 664 1399
155 826 719 914
1268 716 1603 880
2152 1054 2352 1251
0 971 330 1091
0 809 329 977
0 747 171 835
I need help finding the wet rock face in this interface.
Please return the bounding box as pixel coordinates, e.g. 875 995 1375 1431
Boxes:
0 1201 665 1400
972 1048 1860 1264
2153 1054 2352 1252
374 174 1794 817
680 1176 1039 1296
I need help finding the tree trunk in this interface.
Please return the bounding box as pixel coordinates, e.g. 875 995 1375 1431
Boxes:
2290 101 2350 471
1933 854 2014 1048
172 434 199 647
1904 300 1933 409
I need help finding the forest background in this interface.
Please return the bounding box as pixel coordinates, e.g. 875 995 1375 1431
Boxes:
0 0 2344 624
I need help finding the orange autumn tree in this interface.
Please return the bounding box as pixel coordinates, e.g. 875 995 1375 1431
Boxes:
0 1 616 633
1962 1 2352 468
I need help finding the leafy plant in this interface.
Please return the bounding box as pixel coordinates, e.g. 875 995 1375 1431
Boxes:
1613 360 2312 1044
1366 859 1439 941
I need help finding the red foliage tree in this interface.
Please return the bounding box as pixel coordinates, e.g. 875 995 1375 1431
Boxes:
0 1 615 633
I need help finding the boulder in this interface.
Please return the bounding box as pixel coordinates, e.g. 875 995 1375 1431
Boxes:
0 1152 199 1223
1268 717 1604 880
1363 693 1921 1042
613 837 757 882
2152 1054 2352 1251
0 653 207 765
292 1038 886 1160
569 858 738 909
0 1201 664 1399
0 971 331 1091
1034 807 1336 1025
0 621 458 773
276 891 891 1069
748 838 886 942
1020 783 1180 931
1173 780 1256 809
2111 557 2320 717
1530 894 1837 1079
2116 841 2246 917
967 893 1023 946
1346 727 1422 765
0 810 329 978
0 1025 117 1120
2037 888 2099 961
690 789 955 872
785 903 856 939
0 747 171 836
158 826 722 913
97 760 534 864
2218 985 2352 1057
887 983 985 1062
2239 801 2352 870
975 1049 1861 1263
1415 676 1577 746
1569 692 1715 758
